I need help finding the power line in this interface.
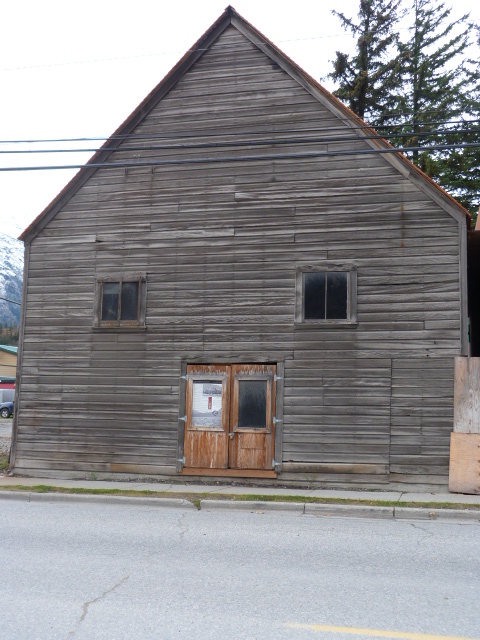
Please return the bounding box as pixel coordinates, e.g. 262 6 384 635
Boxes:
1 142 480 173
2 21 477 75
1 118 480 146
0 32 379 74
0 296 21 306
0 128 478 157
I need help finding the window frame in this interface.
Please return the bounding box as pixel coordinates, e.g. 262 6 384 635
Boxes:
295 263 357 326
94 273 147 329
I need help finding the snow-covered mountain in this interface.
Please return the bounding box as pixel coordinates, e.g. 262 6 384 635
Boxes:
0 230 24 326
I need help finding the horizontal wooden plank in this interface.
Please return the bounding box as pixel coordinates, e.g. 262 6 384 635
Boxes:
281 463 388 475
180 468 277 478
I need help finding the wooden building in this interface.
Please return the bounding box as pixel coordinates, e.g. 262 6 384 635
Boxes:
11 8 470 488
0 345 17 379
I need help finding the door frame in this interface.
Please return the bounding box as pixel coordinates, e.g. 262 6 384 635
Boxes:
176 360 284 478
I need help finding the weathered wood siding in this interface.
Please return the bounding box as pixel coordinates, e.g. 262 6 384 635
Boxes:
13 25 464 485
454 357 480 434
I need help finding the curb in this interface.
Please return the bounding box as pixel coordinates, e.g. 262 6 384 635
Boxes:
200 499 305 513
201 500 480 522
0 491 196 509
305 503 394 519
393 506 480 522
1 491 479 522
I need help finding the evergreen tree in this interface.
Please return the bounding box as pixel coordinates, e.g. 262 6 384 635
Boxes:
328 0 405 125
330 0 480 218
396 1 479 163
392 0 480 217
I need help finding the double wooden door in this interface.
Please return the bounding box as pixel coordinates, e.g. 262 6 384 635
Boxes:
183 364 276 471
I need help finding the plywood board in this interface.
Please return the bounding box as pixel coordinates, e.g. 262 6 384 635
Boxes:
449 432 480 494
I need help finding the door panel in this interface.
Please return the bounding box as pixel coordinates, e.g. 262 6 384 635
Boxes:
235 432 267 469
229 364 276 470
184 365 230 469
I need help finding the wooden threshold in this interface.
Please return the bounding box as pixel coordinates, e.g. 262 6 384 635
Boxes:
180 468 277 479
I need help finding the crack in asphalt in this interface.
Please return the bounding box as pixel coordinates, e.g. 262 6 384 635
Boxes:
177 512 188 541
66 574 130 638
404 520 435 543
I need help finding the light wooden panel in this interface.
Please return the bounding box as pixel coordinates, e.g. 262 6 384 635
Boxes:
449 432 480 494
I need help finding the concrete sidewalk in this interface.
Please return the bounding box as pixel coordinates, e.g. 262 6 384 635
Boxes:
1 475 479 522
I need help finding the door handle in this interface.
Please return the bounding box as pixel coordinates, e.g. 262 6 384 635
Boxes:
228 432 235 439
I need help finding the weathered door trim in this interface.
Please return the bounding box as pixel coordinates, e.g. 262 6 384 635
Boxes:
178 361 283 478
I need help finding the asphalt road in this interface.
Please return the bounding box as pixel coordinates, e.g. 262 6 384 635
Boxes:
1 499 479 640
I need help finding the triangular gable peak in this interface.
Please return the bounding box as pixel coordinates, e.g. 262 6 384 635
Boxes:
20 5 468 244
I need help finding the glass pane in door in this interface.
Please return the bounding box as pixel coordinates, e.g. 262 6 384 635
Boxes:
191 381 223 427
238 380 267 428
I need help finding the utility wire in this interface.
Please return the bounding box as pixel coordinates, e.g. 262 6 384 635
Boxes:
1 118 479 146
0 32 403 73
0 296 21 306
0 128 478 156
1 20 476 74
1 142 480 172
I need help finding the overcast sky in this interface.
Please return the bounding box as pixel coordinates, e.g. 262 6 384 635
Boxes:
1 0 478 238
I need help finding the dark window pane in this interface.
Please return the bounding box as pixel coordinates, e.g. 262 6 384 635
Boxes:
121 281 139 320
238 380 267 429
326 272 348 319
101 282 120 320
304 272 326 320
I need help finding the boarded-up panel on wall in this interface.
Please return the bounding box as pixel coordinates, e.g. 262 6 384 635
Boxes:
449 432 480 494
454 357 480 433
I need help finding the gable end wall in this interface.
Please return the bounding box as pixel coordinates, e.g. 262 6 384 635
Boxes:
12 26 464 487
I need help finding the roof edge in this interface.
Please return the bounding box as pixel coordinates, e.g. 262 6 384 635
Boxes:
20 5 470 242
229 11 470 225
19 6 237 244
0 345 18 354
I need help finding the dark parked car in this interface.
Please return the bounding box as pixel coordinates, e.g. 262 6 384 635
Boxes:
0 401 14 419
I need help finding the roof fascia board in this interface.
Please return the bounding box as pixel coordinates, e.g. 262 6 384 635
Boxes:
231 14 468 225
20 9 234 245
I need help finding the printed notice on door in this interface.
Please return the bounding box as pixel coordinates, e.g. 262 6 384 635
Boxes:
191 381 223 427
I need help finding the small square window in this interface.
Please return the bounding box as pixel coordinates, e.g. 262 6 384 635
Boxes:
296 265 357 325
95 275 146 328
